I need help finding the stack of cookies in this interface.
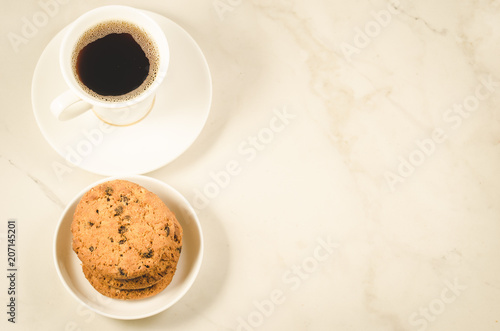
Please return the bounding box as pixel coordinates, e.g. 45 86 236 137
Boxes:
71 179 183 300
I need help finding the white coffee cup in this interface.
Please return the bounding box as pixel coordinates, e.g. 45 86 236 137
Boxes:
50 5 169 126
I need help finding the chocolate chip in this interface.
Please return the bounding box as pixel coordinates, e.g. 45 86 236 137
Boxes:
114 206 123 216
142 249 153 258
118 268 125 276
96 209 99 214
120 195 129 204
119 239 127 244
165 225 170 237
173 224 181 243
105 187 113 195
118 225 127 234
176 246 182 253
89 246 94 252
109 237 114 243
88 221 94 227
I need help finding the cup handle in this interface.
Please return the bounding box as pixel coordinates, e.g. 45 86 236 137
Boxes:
50 90 92 121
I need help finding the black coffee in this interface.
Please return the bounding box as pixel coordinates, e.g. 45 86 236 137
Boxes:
72 21 159 102
77 33 149 96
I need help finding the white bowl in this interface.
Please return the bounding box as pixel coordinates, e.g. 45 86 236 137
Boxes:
53 175 203 319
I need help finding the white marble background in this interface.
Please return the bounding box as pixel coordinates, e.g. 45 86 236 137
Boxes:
1 0 500 330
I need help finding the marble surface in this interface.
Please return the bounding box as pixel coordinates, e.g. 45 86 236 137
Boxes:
1 0 500 330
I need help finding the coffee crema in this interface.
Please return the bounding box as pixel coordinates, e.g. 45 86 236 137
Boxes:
72 20 160 102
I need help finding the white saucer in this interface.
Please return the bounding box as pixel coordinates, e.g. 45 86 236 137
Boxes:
54 175 203 319
32 10 212 176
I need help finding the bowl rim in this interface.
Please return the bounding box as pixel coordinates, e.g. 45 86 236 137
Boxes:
53 174 203 319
